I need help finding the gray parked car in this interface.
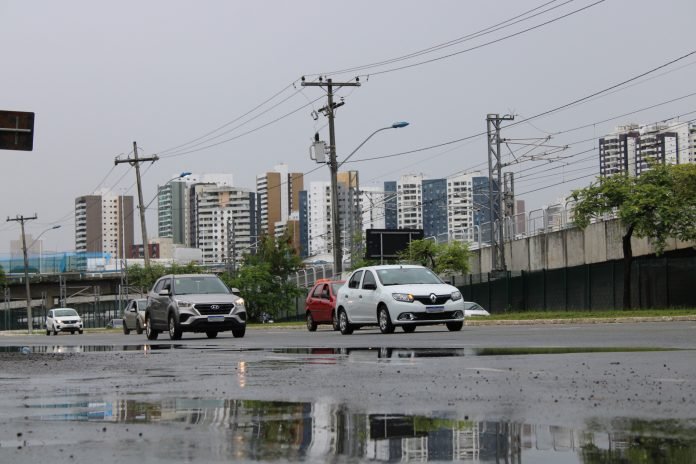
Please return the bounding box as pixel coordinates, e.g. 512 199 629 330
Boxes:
121 298 147 335
145 274 247 340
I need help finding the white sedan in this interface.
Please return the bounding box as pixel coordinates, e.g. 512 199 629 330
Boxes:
336 264 466 335
46 308 83 335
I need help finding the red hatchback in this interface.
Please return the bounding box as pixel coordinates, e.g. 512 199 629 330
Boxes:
305 279 345 331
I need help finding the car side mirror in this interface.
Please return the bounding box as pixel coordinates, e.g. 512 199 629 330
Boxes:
231 288 241 294
363 282 377 291
158 288 171 296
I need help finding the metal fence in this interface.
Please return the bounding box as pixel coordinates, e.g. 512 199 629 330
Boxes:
455 250 696 312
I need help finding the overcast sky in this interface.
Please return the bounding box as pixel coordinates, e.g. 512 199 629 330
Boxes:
1 0 695 255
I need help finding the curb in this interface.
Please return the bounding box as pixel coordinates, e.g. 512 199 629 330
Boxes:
465 315 696 326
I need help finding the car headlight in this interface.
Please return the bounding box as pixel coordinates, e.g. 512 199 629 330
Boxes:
392 293 414 303
176 299 194 308
451 291 462 301
235 298 245 308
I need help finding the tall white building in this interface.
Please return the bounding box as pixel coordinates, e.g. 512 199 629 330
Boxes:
307 181 332 256
191 184 253 264
599 121 695 177
397 174 423 229
360 186 387 231
446 174 475 242
75 189 134 258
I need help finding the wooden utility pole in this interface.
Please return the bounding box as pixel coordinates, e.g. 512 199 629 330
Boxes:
6 214 37 333
115 142 158 267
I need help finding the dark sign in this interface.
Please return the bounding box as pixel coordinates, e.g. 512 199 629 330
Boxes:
0 110 35 151
365 228 424 260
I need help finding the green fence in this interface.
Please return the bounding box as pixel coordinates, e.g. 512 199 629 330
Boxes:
457 249 696 312
1 299 124 331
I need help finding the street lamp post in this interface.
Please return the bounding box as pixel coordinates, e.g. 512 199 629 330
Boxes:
330 121 409 276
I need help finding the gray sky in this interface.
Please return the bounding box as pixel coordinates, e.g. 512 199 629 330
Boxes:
1 0 695 255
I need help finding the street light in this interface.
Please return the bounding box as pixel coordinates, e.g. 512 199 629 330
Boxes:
329 122 409 276
23 224 61 334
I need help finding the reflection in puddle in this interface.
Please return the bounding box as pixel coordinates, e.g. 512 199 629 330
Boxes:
26 397 696 462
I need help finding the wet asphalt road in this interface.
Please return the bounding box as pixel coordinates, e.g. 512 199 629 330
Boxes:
1 321 695 463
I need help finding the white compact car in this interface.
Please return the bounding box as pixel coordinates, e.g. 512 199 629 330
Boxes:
336 264 466 335
46 308 83 335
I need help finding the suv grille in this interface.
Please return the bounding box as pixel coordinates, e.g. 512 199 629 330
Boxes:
413 294 450 305
195 304 235 315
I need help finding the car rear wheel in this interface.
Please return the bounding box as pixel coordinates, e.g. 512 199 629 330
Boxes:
446 321 463 331
168 314 183 340
53 327 58 336
46 329 50 336
306 313 317 332
136 320 143 335
206 331 218 339
402 325 416 333
378 307 395 334
232 326 246 338
123 321 130 335
338 309 353 335
78 330 83 334
145 315 159 340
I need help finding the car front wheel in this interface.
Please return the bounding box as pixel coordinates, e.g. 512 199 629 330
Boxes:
378 307 395 334
402 325 416 333
446 321 463 331
168 314 183 340
123 321 130 335
332 311 340 331
232 326 246 338
206 331 218 339
136 320 143 335
339 309 353 335
306 313 317 332
145 315 159 340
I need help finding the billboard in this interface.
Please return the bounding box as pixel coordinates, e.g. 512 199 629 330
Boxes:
365 228 424 260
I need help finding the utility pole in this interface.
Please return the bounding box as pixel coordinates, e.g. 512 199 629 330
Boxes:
7 214 37 333
115 142 158 267
301 77 360 277
486 114 514 273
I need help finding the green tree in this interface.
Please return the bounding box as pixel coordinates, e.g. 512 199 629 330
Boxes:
221 233 304 321
571 163 696 309
126 262 202 291
0 264 5 286
398 239 471 276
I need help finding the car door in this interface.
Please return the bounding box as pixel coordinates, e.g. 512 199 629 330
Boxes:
150 278 170 328
341 271 364 322
356 270 379 323
125 300 136 326
46 310 54 331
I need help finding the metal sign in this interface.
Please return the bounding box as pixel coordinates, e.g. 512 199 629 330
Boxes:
365 228 424 260
0 110 35 151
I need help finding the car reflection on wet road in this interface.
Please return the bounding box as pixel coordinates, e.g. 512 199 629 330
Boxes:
0 322 695 463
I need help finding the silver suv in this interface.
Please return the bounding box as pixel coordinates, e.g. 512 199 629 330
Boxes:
145 274 247 340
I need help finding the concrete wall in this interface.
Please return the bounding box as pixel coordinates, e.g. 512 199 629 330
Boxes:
469 218 696 272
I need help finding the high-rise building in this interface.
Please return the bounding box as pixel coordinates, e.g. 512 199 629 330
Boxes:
307 181 331 256
255 163 304 238
360 186 387 231
384 181 397 229
446 174 475 242
190 183 253 264
158 180 187 244
422 179 447 240
75 190 134 258
396 174 423 230
599 121 694 177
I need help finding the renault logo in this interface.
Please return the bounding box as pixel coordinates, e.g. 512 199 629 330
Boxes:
211 305 220 310
430 294 437 303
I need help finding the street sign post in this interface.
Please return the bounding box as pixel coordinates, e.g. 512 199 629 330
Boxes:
0 110 35 151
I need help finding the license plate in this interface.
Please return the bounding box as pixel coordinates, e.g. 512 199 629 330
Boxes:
208 315 225 322
426 306 444 313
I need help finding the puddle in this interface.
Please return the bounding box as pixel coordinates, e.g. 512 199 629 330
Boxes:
1 345 680 357
22 397 696 462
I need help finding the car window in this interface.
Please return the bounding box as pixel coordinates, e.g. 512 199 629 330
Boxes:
173 276 230 295
153 279 166 293
348 271 363 289
320 284 330 299
48 310 54 318
330 283 344 295
362 271 376 289
376 267 443 286
312 285 323 298
136 300 148 310
54 309 78 317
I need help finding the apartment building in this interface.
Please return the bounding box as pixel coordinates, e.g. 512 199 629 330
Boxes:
396 174 423 230
74 190 134 258
255 163 303 238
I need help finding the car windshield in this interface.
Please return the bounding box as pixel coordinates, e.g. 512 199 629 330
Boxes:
376 267 443 286
54 309 78 317
136 300 148 310
173 277 230 295
464 302 484 311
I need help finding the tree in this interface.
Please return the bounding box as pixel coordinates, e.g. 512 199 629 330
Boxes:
571 163 696 309
221 233 304 322
126 261 202 291
0 264 5 286
398 239 471 276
